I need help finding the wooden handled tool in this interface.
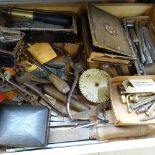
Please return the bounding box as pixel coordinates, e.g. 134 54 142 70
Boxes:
48 125 155 143
40 99 77 116
26 49 70 94
43 84 90 111
48 72 70 94
93 125 155 141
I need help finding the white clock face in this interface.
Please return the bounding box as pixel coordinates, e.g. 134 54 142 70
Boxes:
79 69 110 103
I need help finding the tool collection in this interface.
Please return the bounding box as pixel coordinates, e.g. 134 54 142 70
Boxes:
0 4 155 153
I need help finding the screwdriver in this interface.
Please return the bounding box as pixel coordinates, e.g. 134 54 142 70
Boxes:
27 53 70 94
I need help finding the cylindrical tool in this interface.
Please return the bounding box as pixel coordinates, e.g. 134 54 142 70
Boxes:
2 9 72 27
43 84 90 111
48 72 70 94
26 51 70 94
91 125 155 141
40 99 77 116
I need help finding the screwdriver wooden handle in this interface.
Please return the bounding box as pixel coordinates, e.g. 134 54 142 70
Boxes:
43 84 90 111
48 73 70 94
92 125 155 141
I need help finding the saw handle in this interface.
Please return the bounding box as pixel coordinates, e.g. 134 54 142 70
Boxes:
93 125 155 140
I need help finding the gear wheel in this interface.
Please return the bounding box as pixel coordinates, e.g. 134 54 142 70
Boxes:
79 68 110 103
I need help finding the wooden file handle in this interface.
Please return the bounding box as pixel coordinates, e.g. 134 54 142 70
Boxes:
92 125 155 141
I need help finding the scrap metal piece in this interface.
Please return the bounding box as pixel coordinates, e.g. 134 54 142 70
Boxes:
79 69 110 103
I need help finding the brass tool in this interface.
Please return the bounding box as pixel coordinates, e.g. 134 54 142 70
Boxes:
1 9 72 27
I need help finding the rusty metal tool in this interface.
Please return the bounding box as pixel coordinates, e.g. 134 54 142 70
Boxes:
4 83 39 106
16 72 52 84
67 62 83 119
43 84 90 111
0 72 39 105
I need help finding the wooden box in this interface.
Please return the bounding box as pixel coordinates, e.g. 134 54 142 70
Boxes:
0 9 77 43
0 32 24 67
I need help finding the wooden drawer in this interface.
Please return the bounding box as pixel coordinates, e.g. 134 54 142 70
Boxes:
0 2 155 155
